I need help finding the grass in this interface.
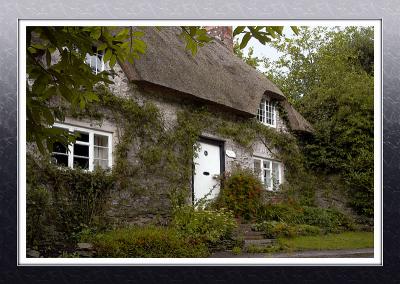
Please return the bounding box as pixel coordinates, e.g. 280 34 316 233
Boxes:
277 231 373 251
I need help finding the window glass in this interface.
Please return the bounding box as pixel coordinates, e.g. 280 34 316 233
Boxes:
85 52 104 74
94 134 108 147
257 98 276 127
51 124 112 171
53 142 67 154
94 159 108 169
254 159 261 176
272 162 280 190
52 154 68 167
76 132 89 142
73 157 89 169
74 144 89 157
253 157 282 191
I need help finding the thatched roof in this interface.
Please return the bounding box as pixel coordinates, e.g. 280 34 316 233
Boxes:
119 26 313 133
281 101 315 133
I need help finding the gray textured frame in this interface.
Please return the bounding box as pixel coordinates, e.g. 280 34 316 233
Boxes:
0 0 398 281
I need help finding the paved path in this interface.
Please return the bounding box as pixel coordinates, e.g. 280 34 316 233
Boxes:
210 248 374 258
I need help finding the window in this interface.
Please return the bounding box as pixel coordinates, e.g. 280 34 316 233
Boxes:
51 123 112 171
85 52 104 74
253 157 282 191
257 98 276 127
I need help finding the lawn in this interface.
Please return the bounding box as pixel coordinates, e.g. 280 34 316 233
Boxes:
278 231 374 251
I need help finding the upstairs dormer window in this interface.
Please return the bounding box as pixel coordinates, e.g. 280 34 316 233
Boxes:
257 98 276 128
85 51 104 74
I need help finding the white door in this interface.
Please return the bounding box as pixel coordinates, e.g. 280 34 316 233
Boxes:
193 141 222 204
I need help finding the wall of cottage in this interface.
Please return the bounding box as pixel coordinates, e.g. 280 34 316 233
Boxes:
55 65 291 226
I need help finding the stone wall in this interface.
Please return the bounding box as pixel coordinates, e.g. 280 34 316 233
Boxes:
60 64 292 226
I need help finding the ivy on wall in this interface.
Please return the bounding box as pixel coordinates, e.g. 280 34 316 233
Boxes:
72 86 308 206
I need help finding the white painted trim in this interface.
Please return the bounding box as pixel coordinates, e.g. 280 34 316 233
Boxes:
52 122 113 170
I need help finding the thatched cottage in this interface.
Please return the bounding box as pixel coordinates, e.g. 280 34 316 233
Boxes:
49 26 313 225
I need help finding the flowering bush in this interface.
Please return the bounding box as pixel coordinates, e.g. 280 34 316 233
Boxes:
218 168 263 220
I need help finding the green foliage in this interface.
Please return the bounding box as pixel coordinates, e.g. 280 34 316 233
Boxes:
278 231 374 251
171 205 237 247
232 246 242 255
253 221 321 238
180 27 213 55
216 168 263 220
233 40 263 69
256 203 355 233
233 26 299 49
26 154 114 252
264 26 374 217
90 226 209 257
26 185 53 247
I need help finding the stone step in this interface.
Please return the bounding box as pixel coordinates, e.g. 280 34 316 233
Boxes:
240 230 264 237
244 239 276 248
242 235 265 240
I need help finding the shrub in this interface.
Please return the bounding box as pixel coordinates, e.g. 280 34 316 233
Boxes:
256 203 355 233
90 226 209 258
26 185 55 247
26 155 114 253
171 205 237 250
254 221 321 238
217 167 263 220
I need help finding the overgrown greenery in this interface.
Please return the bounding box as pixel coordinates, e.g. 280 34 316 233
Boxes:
171 205 238 251
87 226 209 257
27 154 114 254
255 203 355 233
253 221 321 238
236 26 374 217
215 168 263 220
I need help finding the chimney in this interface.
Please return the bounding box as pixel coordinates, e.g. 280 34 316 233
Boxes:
204 26 233 52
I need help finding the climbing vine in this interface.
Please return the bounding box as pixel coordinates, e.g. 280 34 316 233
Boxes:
67 84 309 210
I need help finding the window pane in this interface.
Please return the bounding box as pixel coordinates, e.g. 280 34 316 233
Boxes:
254 159 261 176
94 146 108 159
94 159 108 169
263 170 271 188
272 162 280 189
73 157 89 169
74 144 89 157
53 142 67 153
263 160 270 169
94 134 108 147
76 132 89 142
52 154 68 167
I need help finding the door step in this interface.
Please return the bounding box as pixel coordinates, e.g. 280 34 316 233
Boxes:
244 239 276 247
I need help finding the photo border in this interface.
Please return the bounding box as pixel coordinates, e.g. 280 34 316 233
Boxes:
1 0 399 282
18 19 382 266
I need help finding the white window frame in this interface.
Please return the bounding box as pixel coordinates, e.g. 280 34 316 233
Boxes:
257 98 277 128
253 157 282 191
52 123 113 171
85 51 105 75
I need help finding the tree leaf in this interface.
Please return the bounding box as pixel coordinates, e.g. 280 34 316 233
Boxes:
109 54 117 68
233 26 246 37
240 32 251 49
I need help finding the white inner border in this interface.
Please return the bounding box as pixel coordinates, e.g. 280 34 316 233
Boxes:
18 19 382 266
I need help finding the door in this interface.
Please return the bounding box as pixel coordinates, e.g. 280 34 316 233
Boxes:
193 140 223 204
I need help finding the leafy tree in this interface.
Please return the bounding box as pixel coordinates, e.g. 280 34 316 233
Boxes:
264 27 374 217
27 26 294 153
233 39 263 69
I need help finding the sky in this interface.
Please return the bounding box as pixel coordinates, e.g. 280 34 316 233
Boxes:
233 27 296 73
